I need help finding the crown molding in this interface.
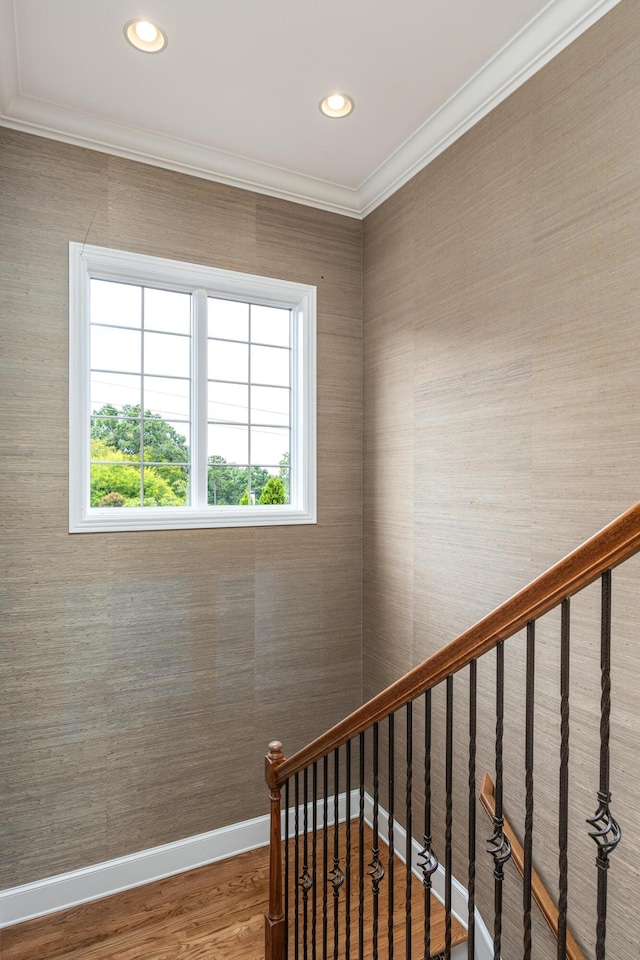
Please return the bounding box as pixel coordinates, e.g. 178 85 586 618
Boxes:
0 0 622 220
358 0 622 217
0 92 362 218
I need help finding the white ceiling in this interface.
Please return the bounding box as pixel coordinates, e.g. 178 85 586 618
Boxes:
0 0 620 217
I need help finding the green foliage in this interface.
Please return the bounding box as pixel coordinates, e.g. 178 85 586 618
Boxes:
208 456 248 505
207 461 272 505
98 491 126 507
90 406 188 506
91 405 189 463
258 476 286 504
278 451 290 502
251 466 270 501
90 405 291 508
90 438 184 507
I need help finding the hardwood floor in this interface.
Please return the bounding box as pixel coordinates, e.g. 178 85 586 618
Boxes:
2 825 466 959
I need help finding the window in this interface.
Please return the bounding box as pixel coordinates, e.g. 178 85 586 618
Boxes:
69 243 316 533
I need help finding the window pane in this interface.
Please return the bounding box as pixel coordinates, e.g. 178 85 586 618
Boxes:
251 385 290 426
208 382 248 423
91 418 141 458
144 421 190 463
251 426 289 465
208 423 248 465
251 305 290 347
208 465 249 505
208 340 248 383
145 465 189 507
142 467 189 507
251 344 289 387
252 467 289 504
208 298 249 341
143 376 190 420
144 288 191 335
91 372 140 415
91 462 141 507
91 325 141 374
144 331 190 378
278 467 291 504
91 279 141 328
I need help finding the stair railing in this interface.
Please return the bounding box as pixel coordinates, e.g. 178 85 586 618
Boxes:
264 501 640 960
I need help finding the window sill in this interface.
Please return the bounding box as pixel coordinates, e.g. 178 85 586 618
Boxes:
69 504 317 534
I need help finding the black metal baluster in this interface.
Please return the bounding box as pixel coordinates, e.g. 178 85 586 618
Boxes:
418 690 438 960
487 641 511 960
369 723 385 960
330 748 344 960
295 772 300 960
313 762 318 960
302 767 311 960
323 755 329 960
359 731 365 960
406 701 413 960
346 739 352 960
389 712 395 960
285 778 290 960
557 600 570 960
587 570 621 960
523 621 536 960
468 661 477 960
445 676 454 960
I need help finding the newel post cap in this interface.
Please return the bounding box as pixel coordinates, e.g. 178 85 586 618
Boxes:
265 740 285 788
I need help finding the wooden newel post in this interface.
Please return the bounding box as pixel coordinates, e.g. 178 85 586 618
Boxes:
265 740 286 960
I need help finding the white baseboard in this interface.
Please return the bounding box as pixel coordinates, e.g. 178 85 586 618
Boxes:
0 790 358 929
0 811 270 929
1 787 490 960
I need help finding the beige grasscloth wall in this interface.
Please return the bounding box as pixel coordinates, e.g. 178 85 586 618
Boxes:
0 129 363 887
363 1 640 958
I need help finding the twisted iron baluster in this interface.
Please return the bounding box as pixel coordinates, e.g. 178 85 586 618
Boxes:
523 621 535 960
418 688 438 960
313 762 318 960
323 755 328 960
444 676 453 960
345 740 352 960
587 570 621 960
406 701 413 960
329 748 344 960
368 722 384 960
388 712 395 960
487 642 511 960
295 773 300 960
558 600 570 960
468 661 477 960
301 767 312 960
359 731 365 960
285 778 290 960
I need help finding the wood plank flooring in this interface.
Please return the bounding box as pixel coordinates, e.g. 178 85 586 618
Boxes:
2 825 466 959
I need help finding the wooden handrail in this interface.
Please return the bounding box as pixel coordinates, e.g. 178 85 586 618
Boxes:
479 773 586 960
274 500 640 785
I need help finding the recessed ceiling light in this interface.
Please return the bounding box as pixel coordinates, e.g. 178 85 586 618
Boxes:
319 93 354 119
124 19 168 53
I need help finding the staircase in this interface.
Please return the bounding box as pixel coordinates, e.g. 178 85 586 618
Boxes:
263 502 640 960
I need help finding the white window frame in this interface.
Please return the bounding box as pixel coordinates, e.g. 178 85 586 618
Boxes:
69 243 317 533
